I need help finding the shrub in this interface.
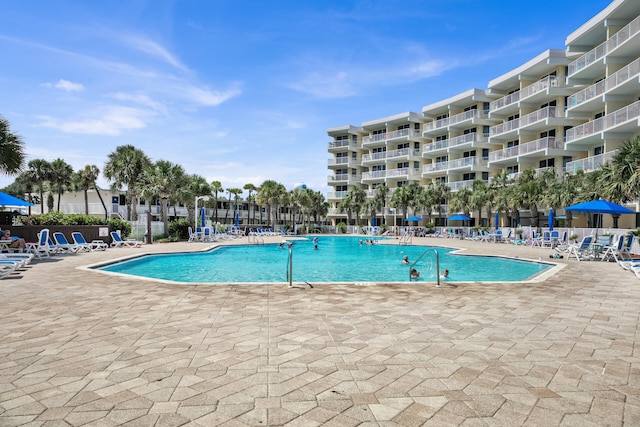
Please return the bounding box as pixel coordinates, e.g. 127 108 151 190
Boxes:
21 211 108 226
336 222 346 234
107 218 132 238
169 218 190 240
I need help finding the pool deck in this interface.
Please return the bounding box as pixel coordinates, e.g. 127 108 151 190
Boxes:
1 235 639 426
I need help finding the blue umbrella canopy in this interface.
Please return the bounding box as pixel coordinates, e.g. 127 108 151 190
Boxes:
200 207 206 228
447 214 471 221
371 215 376 227
548 208 554 231
0 192 33 207
565 199 635 214
405 216 422 222
234 211 239 227
494 212 499 229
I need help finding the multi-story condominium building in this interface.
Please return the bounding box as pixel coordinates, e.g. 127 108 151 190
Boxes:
327 0 640 228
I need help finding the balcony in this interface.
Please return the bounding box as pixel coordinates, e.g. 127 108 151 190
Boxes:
385 128 423 142
519 75 563 105
328 173 361 185
488 137 565 166
422 133 490 156
362 148 420 165
506 166 555 181
328 139 360 152
326 191 348 200
328 157 354 168
423 109 490 135
361 170 387 182
490 90 520 113
566 100 640 148
567 57 640 114
422 157 487 176
565 150 618 174
489 118 520 140
448 179 480 192
568 15 640 81
362 133 387 148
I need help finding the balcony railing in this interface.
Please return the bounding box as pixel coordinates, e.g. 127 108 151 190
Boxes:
489 118 520 136
506 166 555 181
362 148 420 162
361 170 387 180
565 150 618 174
423 116 449 132
328 157 351 166
568 14 640 76
448 179 478 192
327 191 348 199
490 90 520 111
328 139 354 149
568 58 640 109
566 100 640 142
488 137 563 162
521 75 559 99
328 174 361 183
362 133 387 144
423 156 485 173
519 106 560 127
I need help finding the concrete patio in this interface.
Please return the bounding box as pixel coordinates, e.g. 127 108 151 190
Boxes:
1 236 639 426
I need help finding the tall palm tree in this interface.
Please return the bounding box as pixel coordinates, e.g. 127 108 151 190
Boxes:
337 192 355 226
513 169 545 230
309 190 327 224
0 115 26 176
49 158 73 211
225 187 243 224
243 183 258 224
257 180 285 228
187 174 211 228
74 164 107 218
448 186 472 219
143 160 186 236
347 186 367 226
390 183 421 221
431 181 450 224
27 159 51 213
210 181 223 223
373 183 389 224
104 145 151 221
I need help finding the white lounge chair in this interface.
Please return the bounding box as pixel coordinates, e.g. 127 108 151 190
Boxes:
72 232 108 251
110 231 143 248
567 236 594 261
26 229 55 259
52 232 81 253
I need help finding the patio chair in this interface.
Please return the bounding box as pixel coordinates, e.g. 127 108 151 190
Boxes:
52 232 81 254
110 231 143 248
601 235 625 262
26 229 55 259
567 236 594 261
72 231 108 251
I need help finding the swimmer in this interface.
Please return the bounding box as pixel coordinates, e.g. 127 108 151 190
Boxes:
279 242 284 249
441 269 449 279
313 244 318 250
410 268 420 279
312 237 318 244
402 255 410 264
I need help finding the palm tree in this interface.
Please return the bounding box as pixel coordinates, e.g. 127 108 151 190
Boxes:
104 145 151 221
309 190 327 224
49 158 73 211
187 175 211 228
513 169 546 230
390 183 421 221
337 192 355 226
469 179 490 226
608 136 640 202
0 115 26 176
243 183 258 224
373 183 389 224
210 181 223 223
74 164 107 218
225 188 243 224
27 159 51 213
431 181 450 224
143 160 186 236
257 180 285 228
448 186 472 219
347 186 367 226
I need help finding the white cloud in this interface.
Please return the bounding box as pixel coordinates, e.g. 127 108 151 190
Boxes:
286 71 355 99
119 33 189 72
38 105 151 136
42 79 85 92
181 83 242 106
106 92 167 114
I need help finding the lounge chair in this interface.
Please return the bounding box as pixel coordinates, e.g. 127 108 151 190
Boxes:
26 229 55 259
601 235 625 262
567 236 594 261
110 231 143 248
187 226 202 242
52 232 81 253
72 232 108 251
0 252 34 268
0 261 19 278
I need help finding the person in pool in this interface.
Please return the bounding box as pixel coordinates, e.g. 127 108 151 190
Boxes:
402 255 410 264
441 269 449 279
410 268 420 279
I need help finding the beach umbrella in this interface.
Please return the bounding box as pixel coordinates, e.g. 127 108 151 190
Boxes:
371 215 375 227
406 216 422 222
234 211 239 227
565 199 635 238
548 208 554 231
0 192 33 207
494 211 499 229
200 207 206 227
447 214 471 221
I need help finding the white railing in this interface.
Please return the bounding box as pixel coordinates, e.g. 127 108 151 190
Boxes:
385 168 421 178
328 139 352 149
326 191 348 199
491 90 520 111
519 106 559 127
568 14 640 76
423 116 449 132
448 109 487 126
422 139 450 153
423 157 484 172
488 137 563 162
363 148 419 162
362 133 387 144
384 128 421 141
328 157 351 166
490 118 520 136
361 170 387 180
521 75 559 99
568 58 640 108
565 150 618 173
422 161 449 173
448 180 477 191
566 100 640 142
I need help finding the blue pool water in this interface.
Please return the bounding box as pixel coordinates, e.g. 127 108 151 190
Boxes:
98 236 551 283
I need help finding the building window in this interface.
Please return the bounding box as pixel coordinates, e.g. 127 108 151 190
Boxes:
539 158 555 168
507 140 519 148
594 146 604 155
463 173 476 181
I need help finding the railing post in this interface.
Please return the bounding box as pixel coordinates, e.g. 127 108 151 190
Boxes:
288 247 293 288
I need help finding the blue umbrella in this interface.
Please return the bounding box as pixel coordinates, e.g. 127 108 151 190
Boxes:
565 199 635 238
548 208 554 231
0 192 33 207
406 216 422 222
447 214 471 221
371 215 376 227
234 211 239 227
200 207 206 228
494 211 499 229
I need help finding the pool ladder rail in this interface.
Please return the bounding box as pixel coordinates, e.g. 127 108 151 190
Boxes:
247 234 264 244
410 247 455 287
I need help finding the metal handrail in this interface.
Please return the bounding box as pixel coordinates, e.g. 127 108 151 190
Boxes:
410 247 440 287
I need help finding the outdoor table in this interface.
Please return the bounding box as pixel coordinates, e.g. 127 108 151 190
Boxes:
0 239 14 252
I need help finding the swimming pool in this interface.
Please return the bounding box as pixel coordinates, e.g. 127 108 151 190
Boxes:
96 236 552 284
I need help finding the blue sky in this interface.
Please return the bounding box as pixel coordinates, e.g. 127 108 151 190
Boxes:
0 0 611 196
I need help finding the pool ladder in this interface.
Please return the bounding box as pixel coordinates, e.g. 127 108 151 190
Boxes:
286 246 293 287
411 247 441 287
248 234 264 244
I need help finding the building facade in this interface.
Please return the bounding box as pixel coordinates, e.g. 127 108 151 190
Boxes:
327 0 640 228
